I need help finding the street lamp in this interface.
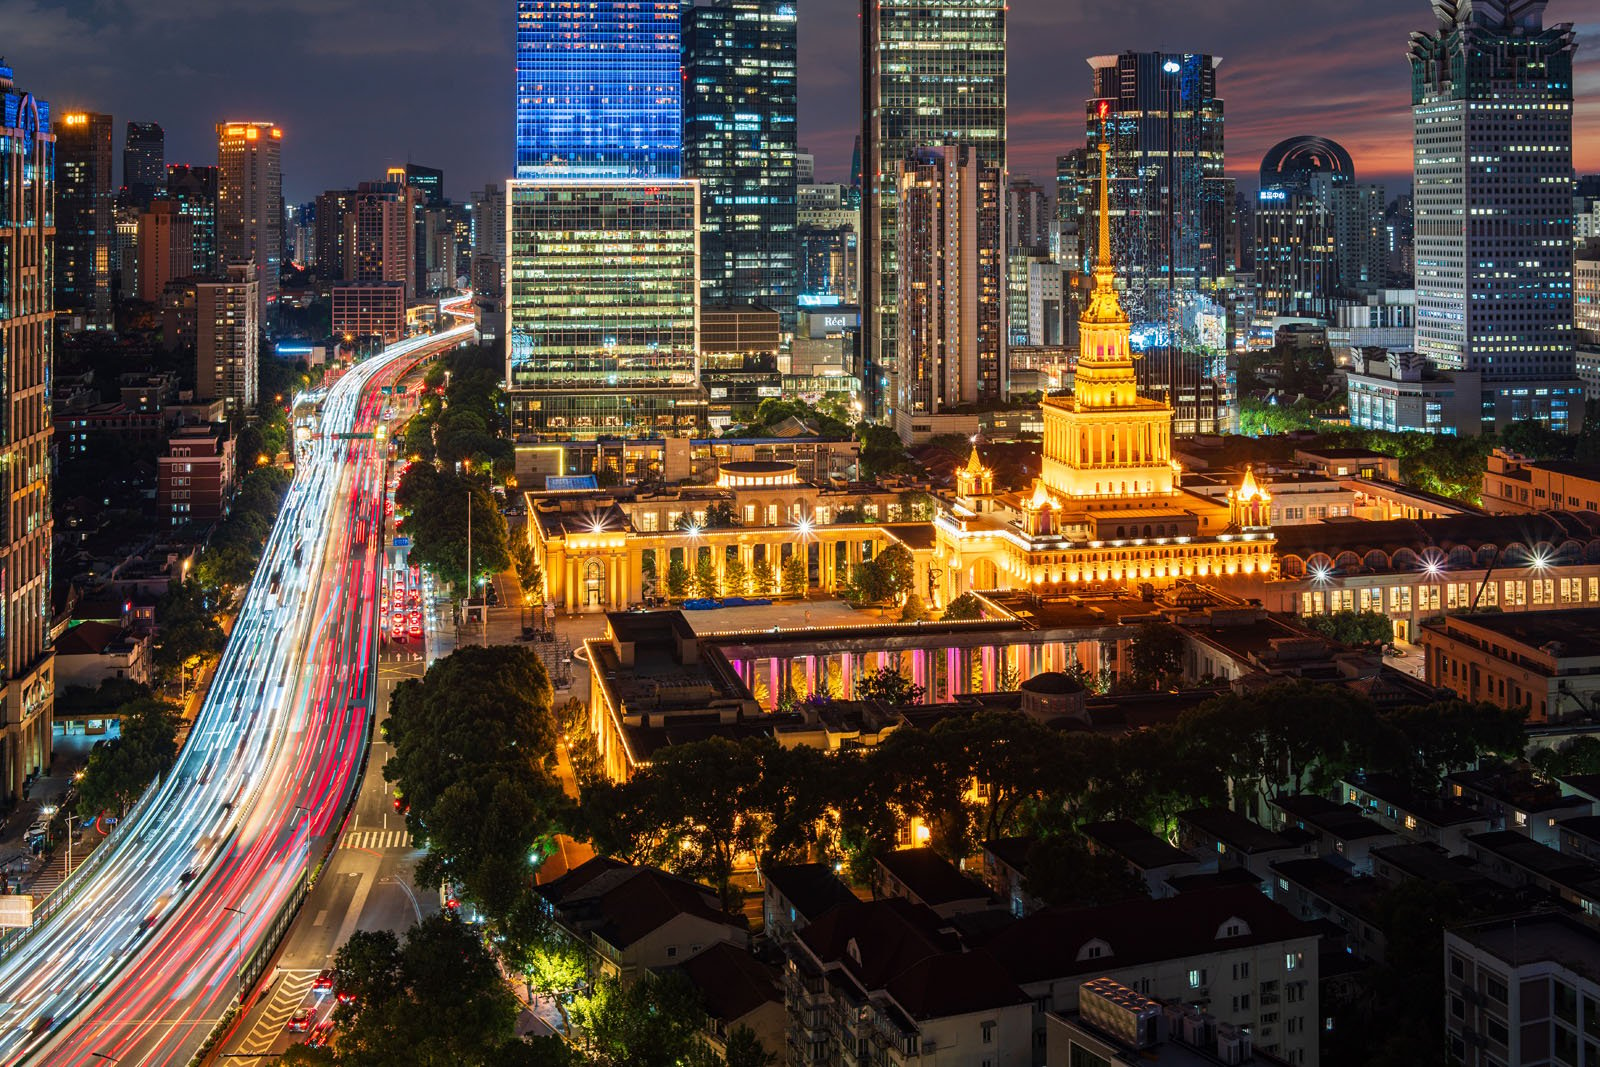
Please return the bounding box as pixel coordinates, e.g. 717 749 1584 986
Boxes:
223 905 246 1000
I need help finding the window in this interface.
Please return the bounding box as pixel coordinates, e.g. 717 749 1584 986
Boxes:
665 947 677 959
1233 962 1251 980
1189 969 1207 989
1287 1017 1302 1035
1285 951 1303 972
982 1021 995 1044
1485 973 1508 1004
1233 994 1252 1012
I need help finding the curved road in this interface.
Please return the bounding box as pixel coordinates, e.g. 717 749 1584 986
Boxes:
0 301 473 1064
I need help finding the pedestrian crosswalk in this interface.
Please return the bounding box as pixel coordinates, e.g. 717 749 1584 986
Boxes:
340 829 412 851
233 968 319 1061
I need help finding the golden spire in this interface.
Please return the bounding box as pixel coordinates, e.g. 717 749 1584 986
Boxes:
1081 139 1129 329
965 445 984 476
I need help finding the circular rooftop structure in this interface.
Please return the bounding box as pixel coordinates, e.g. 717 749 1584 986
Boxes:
717 462 800 489
1259 136 1354 191
1019 671 1090 724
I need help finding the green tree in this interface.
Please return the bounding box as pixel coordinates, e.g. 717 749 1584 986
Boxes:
694 554 721 598
856 424 912 480
1127 621 1185 690
872 544 915 605
666 559 692 600
325 915 522 1066
1533 736 1600 777
1377 700 1526 790
75 698 182 817
383 646 564 922
723 557 749 596
752 557 776 596
572 971 705 1067
780 553 808 597
1022 834 1150 909
898 592 930 622
942 592 985 621
497 897 590 1033
395 465 510 595
153 580 225 680
1306 610 1394 647
720 1027 778 1067
854 666 924 705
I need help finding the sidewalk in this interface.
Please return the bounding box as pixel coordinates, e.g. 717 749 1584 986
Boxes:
0 731 99 896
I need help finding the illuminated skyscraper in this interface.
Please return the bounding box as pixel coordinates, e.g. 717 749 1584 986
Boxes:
682 0 798 324
509 0 702 437
894 145 1005 444
514 0 682 179
1409 0 1577 417
0 64 56 801
166 163 219 276
55 109 114 329
217 121 283 319
124 120 164 206
861 0 1006 419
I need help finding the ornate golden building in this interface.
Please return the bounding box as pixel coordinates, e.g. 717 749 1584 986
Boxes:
933 144 1275 600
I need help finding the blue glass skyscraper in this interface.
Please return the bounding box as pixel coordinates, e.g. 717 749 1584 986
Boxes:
515 0 683 179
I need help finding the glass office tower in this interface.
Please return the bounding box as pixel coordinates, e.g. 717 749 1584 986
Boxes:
861 0 1006 420
506 183 703 436
682 0 798 325
515 0 683 179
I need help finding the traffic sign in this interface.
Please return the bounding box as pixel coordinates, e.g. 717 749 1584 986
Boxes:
393 536 411 547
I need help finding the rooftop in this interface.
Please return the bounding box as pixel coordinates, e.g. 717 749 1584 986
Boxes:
1437 609 1600 661
674 941 780 1023
1179 807 1311 854
762 863 858 922
876 848 994 908
1273 795 1397 842
1451 913 1600 983
536 857 743 950
1083 819 1198 871
980 886 1316 986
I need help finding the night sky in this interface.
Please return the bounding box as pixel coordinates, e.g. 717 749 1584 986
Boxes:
9 0 1598 202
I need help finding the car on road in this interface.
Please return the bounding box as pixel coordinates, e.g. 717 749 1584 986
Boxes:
308 1020 335 1047
313 969 335 995
288 1008 314 1033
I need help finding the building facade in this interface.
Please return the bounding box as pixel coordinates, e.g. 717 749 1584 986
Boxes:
0 64 56 803
347 181 419 300
136 201 194 303
514 0 682 180
861 0 1006 419
158 424 236 524
681 0 798 325
123 120 164 207
332 281 407 346
933 146 1270 605
194 264 259 412
54 110 114 329
166 164 218 277
505 181 702 437
1409 2 1579 429
216 121 282 320
893 145 1005 444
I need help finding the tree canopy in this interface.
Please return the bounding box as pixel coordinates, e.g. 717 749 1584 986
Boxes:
75 697 182 817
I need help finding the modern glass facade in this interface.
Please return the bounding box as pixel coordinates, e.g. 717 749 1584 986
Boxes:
166 164 219 276
1409 1 1575 387
506 181 702 436
1083 51 1229 330
861 0 1006 420
682 0 797 325
0 64 57 801
123 120 164 206
514 0 683 180
54 110 114 328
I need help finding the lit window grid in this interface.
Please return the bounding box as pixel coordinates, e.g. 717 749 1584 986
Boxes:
507 181 699 392
515 1 683 180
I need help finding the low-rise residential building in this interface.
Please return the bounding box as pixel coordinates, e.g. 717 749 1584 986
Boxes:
761 863 858 947
1082 820 1202 898
157 423 235 525
1448 765 1596 846
1445 912 1600 1066
52 621 153 689
875 848 996 919
786 897 1033 1066
536 857 748 984
1263 795 1402 874
982 887 1323 1066
675 941 785 1063
1557 816 1600 866
1482 450 1600 516
1338 773 1492 855
981 838 1041 918
1176 807 1317 884
1266 857 1389 961
1423 609 1600 725
1464 830 1600 914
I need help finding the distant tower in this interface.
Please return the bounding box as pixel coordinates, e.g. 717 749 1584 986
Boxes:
682 0 798 325
1408 0 1580 431
861 0 1006 420
216 121 283 319
55 110 115 329
124 121 165 206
